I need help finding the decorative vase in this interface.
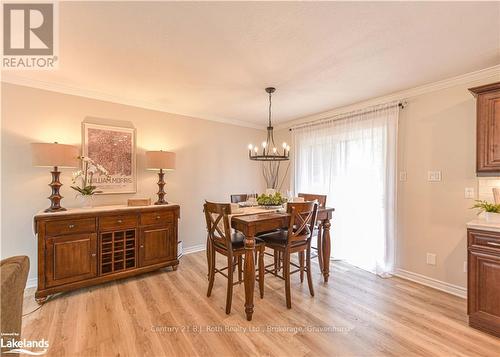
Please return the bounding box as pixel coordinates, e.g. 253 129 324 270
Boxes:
78 194 94 208
484 212 500 223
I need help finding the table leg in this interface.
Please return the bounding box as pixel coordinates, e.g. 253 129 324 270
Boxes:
316 223 324 273
244 234 256 321
321 219 331 283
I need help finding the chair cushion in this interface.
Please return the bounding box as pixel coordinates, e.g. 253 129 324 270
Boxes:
259 229 308 248
214 232 265 250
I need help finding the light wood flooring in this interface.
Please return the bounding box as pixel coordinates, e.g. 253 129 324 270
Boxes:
22 251 500 356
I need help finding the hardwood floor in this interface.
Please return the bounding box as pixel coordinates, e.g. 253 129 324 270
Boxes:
22 251 500 356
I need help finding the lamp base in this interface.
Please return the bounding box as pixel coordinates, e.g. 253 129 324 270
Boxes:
45 167 66 213
155 169 169 205
44 207 67 213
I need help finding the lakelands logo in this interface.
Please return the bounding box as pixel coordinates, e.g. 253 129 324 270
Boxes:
1 335 49 355
2 2 58 69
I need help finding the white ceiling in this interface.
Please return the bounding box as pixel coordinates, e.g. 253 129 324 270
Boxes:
3 1 500 127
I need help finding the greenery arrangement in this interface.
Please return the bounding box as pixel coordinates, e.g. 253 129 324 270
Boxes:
471 200 500 214
257 192 287 206
71 156 109 196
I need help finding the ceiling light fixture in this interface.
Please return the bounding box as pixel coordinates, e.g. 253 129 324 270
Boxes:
248 87 290 161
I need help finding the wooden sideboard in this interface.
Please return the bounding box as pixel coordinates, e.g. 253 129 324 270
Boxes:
466 224 500 337
34 204 180 303
469 82 500 175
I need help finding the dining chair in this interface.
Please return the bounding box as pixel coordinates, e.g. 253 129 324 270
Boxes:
259 201 318 309
230 194 248 203
204 201 265 314
298 193 327 276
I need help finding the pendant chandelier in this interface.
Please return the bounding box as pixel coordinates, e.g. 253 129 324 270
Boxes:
248 87 290 161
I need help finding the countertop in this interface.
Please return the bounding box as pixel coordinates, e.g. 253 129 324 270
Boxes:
466 218 500 233
34 203 179 218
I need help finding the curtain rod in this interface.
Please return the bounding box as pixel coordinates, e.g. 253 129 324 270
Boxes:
289 101 406 132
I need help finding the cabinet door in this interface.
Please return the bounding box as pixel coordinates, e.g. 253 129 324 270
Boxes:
46 233 97 287
477 91 500 173
139 226 176 267
468 250 500 324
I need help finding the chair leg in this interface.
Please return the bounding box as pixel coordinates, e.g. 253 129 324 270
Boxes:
306 246 315 297
258 247 265 298
226 255 234 314
299 251 305 283
206 242 216 297
273 250 278 276
206 235 211 279
284 249 291 309
238 255 243 283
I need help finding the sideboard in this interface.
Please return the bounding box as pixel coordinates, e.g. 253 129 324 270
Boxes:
34 204 180 303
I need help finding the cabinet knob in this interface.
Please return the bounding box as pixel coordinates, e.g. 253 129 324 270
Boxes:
156 215 161 220
91 253 96 257
140 245 144 248
68 224 75 229
117 219 123 223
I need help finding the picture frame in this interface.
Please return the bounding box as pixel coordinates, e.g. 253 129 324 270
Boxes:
82 122 137 194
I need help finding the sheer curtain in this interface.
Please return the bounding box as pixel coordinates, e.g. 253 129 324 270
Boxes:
292 102 398 276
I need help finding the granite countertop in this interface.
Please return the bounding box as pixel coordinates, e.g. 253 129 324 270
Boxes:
466 218 500 233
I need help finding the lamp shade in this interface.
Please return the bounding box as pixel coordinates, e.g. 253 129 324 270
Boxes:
146 151 176 170
31 143 79 168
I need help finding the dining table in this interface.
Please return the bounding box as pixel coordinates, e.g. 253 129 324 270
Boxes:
230 206 335 321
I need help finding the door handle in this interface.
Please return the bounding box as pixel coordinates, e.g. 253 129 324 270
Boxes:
68 224 75 229
91 253 96 257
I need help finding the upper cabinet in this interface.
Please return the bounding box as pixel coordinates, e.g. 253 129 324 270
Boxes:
470 82 500 176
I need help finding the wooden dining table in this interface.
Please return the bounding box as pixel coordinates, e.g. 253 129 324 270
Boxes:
231 206 335 321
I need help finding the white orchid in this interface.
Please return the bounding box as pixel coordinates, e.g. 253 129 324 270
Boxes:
71 156 110 196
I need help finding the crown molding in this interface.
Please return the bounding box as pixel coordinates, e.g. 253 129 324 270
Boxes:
278 65 500 130
1 73 264 130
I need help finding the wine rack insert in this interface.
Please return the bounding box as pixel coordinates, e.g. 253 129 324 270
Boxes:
100 229 136 275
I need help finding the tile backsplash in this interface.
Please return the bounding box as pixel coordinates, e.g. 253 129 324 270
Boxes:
478 178 500 202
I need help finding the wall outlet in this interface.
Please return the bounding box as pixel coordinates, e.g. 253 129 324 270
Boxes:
464 187 475 199
463 261 467 273
399 171 407 181
427 171 442 182
426 253 437 265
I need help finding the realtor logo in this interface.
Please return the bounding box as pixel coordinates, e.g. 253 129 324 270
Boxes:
2 2 58 69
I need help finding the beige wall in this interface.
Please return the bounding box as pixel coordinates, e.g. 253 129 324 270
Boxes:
276 75 500 289
0 83 265 283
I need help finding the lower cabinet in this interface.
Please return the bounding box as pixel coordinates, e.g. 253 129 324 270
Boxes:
467 229 500 337
35 205 180 302
45 233 97 288
140 226 177 267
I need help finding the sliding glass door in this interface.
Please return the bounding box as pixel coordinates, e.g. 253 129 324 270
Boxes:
292 103 398 276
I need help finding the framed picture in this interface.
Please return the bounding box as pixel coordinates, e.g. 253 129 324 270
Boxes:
82 122 136 194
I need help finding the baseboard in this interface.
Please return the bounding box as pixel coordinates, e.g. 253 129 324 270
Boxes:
182 243 206 255
394 268 466 299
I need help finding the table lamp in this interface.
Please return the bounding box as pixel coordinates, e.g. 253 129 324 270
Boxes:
146 150 176 205
31 142 79 212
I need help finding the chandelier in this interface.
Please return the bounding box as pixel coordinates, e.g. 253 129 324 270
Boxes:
248 87 290 161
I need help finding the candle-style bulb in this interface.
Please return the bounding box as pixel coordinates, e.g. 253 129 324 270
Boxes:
273 147 277 153
282 142 287 149
248 144 253 150
262 141 267 148
254 147 258 153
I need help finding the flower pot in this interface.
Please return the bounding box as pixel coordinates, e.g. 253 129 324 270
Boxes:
484 212 500 223
78 195 95 208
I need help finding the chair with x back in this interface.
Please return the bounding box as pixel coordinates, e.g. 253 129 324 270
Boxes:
259 201 318 309
298 193 327 275
204 201 266 314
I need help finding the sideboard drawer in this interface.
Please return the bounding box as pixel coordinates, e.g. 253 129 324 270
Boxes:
468 230 500 252
45 218 96 237
99 214 138 231
141 211 174 226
